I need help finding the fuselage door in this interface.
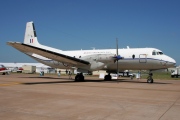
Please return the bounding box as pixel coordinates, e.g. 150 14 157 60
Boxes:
139 54 147 63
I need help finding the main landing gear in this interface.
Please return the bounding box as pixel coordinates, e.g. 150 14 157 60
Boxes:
147 72 153 83
75 73 84 82
2 72 9 75
104 73 112 81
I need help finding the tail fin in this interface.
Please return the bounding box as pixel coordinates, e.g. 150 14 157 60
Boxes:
24 21 40 46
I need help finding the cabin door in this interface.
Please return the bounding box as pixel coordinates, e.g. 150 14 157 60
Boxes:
139 54 147 63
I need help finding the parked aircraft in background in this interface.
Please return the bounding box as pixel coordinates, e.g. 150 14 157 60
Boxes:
7 22 176 83
0 65 11 75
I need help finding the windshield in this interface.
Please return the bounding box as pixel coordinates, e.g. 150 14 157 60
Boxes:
0 65 5 68
152 51 163 55
158 52 163 55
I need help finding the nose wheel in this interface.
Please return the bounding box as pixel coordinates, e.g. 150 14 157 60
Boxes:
147 72 153 83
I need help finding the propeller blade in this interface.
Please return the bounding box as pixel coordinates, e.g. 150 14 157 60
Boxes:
116 38 118 56
116 38 119 79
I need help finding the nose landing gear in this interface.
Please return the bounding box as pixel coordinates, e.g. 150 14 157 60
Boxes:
147 72 153 83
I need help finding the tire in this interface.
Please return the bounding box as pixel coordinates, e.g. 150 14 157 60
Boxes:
104 75 108 81
151 79 154 83
75 74 84 82
104 75 111 81
147 79 153 83
75 75 80 81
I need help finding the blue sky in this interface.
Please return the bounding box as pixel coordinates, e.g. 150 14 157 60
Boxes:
0 0 180 65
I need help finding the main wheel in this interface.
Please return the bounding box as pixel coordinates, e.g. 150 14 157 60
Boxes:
151 79 154 83
147 79 153 83
75 74 84 82
104 75 112 81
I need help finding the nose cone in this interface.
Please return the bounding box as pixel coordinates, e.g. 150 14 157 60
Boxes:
167 56 176 67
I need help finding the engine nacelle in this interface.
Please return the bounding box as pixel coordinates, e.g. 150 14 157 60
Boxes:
96 54 116 63
81 54 115 64
77 61 105 72
89 61 105 71
80 54 122 71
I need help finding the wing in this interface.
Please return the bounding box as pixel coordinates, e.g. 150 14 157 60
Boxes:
0 70 11 73
7 42 90 67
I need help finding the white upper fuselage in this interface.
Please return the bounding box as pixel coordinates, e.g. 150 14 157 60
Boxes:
30 43 176 71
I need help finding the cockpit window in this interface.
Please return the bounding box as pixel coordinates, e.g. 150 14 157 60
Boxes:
152 51 156 55
0 65 5 68
152 50 164 55
158 52 163 55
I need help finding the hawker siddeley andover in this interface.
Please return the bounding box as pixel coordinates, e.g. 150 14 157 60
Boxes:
7 22 176 83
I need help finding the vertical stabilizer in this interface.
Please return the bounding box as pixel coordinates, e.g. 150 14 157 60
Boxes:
24 21 40 46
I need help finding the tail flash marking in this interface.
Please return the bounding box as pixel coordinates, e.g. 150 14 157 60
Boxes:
30 39 33 43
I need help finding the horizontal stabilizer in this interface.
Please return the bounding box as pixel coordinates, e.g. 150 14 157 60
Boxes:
7 42 90 66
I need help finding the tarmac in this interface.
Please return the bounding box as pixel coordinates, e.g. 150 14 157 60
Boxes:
0 73 180 120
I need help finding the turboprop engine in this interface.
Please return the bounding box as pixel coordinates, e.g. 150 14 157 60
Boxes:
81 54 123 71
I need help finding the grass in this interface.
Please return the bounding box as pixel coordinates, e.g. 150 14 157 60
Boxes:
140 72 180 80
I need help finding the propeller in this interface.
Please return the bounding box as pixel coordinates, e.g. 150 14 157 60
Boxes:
112 38 124 79
113 39 123 62
113 38 122 78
